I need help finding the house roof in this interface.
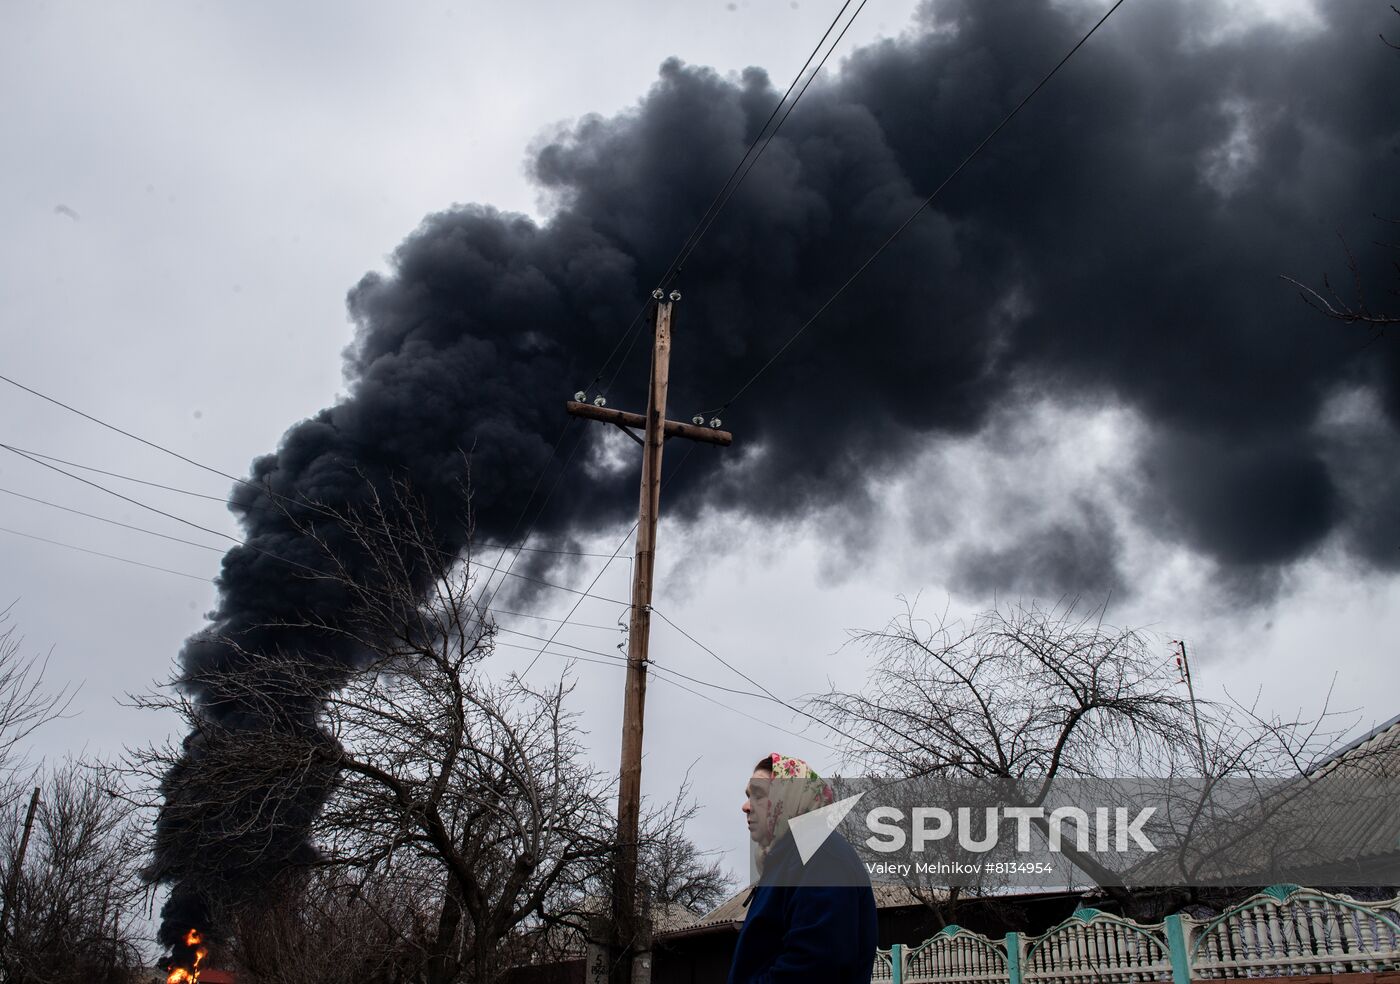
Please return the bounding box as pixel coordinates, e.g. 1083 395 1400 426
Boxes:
533 895 702 954
1129 713 1400 883
1307 713 1400 775
659 882 929 938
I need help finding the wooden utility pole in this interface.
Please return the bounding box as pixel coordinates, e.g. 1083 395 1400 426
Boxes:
0 786 40 956
567 289 732 984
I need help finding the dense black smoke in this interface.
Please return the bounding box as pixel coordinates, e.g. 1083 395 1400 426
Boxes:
152 0 1400 938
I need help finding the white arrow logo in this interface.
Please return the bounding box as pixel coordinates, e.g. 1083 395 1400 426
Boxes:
788 793 865 864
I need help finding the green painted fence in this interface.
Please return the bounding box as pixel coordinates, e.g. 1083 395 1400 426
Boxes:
872 886 1400 984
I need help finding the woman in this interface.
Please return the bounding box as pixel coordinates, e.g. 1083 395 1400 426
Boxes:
729 753 878 983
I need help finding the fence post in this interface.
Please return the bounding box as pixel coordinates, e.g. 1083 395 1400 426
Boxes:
1006 932 1022 984
890 943 903 984
1165 914 1191 984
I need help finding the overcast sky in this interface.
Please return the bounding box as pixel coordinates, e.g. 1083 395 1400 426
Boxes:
2 0 1397 910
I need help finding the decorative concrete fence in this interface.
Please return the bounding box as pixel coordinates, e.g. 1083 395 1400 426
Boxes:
873 886 1400 984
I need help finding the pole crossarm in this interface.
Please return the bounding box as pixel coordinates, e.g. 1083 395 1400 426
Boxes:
564 400 734 447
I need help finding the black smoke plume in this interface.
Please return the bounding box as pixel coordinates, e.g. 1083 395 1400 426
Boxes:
151 0 1400 938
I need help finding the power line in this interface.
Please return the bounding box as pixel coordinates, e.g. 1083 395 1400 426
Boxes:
0 509 827 745
492 637 837 750
2 442 633 606
0 486 224 552
479 420 594 610
650 672 841 753
519 441 703 678
0 373 243 488
662 0 874 287
493 640 631 672
650 605 884 755
0 525 210 582
490 608 623 632
2 444 244 548
497 623 766 699
1 442 618 559
519 514 640 677
583 0 876 402
701 0 1133 418
491 569 629 607
0 377 613 594
1 446 229 502
475 418 575 607
0 496 825 743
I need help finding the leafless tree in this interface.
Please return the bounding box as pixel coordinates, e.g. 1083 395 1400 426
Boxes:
132 477 719 983
1122 681 1387 904
0 603 75 780
0 759 150 984
811 599 1368 922
1281 229 1400 332
636 784 733 917
227 865 436 984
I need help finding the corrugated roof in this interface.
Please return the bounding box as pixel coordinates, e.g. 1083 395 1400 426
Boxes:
1130 714 1400 883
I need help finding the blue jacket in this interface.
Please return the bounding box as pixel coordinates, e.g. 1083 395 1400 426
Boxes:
727 830 878 983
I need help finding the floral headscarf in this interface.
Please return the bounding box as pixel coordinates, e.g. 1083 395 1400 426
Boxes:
750 752 836 874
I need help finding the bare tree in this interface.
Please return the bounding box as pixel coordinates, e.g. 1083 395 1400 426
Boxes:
0 603 75 780
812 599 1366 922
0 602 86 975
1281 229 1400 332
227 866 436 984
811 601 1191 919
0 759 150 984
637 786 734 917
132 478 620 983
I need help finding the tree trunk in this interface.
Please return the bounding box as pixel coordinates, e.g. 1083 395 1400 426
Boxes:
424 889 465 984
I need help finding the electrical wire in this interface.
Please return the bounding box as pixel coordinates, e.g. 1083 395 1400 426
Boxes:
497 623 765 698
0 525 210 582
489 608 623 632
1 444 244 549
0 482 632 614
651 605 885 755
0 485 224 552
493 641 629 672
698 0 1133 419
479 419 593 611
518 441 702 678
474 418 574 604
581 0 876 402
661 0 874 288
0 441 615 558
1 445 229 502
0 441 331 581
518 512 641 678
0 376 610 595
1 441 634 607
0 372 243 487
0 508 835 750
650 672 841 753
493 637 838 750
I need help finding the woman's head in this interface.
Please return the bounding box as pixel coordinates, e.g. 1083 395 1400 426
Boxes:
743 753 835 870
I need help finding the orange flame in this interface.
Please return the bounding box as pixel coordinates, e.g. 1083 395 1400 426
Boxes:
165 928 208 984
